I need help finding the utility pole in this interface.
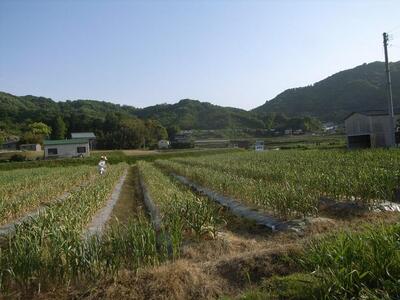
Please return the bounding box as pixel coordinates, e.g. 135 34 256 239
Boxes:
383 32 396 147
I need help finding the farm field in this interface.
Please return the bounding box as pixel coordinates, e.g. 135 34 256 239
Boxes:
0 165 97 227
157 149 400 218
0 149 399 299
0 148 240 171
262 133 346 149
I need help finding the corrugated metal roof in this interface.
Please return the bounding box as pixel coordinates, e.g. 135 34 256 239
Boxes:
44 139 89 146
344 110 400 120
71 132 96 138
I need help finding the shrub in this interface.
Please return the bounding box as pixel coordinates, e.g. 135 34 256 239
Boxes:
9 154 26 162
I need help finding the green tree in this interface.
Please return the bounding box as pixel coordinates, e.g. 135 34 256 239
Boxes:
29 122 52 137
51 116 67 139
22 122 52 144
145 120 168 148
264 113 276 130
303 116 322 132
98 118 146 149
20 132 42 144
167 125 181 139
103 112 120 133
0 130 6 144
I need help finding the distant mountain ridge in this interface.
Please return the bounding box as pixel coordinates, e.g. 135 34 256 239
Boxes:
0 92 264 133
253 61 400 122
1 61 399 134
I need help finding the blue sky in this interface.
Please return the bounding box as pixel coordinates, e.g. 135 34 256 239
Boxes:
1 0 400 110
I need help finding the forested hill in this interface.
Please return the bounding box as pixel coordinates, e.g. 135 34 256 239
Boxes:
0 91 138 133
253 61 400 122
0 92 264 134
134 99 264 129
2 60 398 137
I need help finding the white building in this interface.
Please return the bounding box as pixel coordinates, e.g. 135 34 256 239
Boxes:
71 132 96 150
43 139 90 158
255 140 265 151
158 140 170 149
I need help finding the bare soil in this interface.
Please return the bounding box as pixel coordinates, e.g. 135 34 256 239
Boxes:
107 165 147 227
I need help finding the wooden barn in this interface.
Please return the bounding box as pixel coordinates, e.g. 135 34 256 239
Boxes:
344 111 400 148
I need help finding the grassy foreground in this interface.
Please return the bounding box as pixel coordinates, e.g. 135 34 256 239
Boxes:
233 223 400 300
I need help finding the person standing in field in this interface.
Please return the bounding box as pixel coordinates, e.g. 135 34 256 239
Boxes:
98 155 107 175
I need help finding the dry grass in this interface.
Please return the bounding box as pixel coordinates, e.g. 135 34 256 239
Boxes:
0 150 43 161
89 261 221 300
23 210 399 300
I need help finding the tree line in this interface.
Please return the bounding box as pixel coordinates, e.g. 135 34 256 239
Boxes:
15 113 168 150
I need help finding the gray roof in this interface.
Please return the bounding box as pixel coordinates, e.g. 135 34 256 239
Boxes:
344 110 400 120
2 140 18 145
71 132 96 139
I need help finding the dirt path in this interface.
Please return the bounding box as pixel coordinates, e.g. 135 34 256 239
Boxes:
172 173 288 231
107 165 147 227
84 169 128 239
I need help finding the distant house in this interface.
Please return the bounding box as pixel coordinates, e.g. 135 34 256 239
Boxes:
1 139 19 151
255 140 265 151
20 144 42 151
71 132 96 150
171 133 194 149
293 129 304 135
345 111 400 148
43 139 90 158
158 140 170 149
284 129 293 135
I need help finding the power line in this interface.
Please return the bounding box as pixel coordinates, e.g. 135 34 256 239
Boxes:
387 24 400 34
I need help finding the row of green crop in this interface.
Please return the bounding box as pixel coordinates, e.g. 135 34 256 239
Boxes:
165 149 400 214
0 166 97 226
137 161 222 257
0 161 224 293
0 148 242 171
156 159 317 218
0 163 139 292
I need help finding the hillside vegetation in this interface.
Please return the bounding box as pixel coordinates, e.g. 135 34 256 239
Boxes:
0 93 321 145
253 61 400 122
2 61 398 142
0 93 263 133
135 99 264 129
